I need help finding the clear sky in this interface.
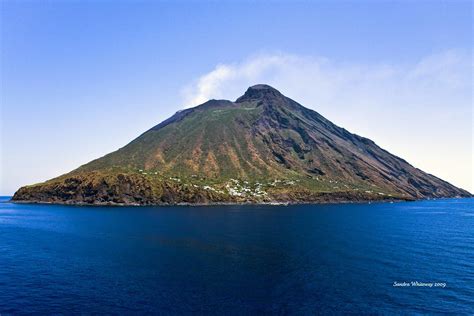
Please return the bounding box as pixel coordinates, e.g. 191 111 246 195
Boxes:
1 0 472 195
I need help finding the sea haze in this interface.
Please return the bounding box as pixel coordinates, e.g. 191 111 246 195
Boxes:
0 197 473 313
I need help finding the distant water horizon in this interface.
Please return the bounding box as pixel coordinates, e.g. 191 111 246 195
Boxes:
1 196 473 313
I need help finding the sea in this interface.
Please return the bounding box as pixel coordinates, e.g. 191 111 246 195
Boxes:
0 196 473 314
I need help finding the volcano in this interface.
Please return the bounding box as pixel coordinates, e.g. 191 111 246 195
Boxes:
13 84 471 205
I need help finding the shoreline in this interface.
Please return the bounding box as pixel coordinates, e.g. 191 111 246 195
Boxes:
9 197 432 207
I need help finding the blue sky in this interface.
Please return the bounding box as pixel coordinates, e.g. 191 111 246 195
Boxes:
1 1 472 195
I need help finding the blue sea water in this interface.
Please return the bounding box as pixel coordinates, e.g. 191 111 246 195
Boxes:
0 197 473 314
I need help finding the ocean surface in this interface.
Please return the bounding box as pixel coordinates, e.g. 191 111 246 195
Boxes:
0 197 473 314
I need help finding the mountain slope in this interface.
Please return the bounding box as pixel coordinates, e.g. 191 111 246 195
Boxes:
13 85 471 205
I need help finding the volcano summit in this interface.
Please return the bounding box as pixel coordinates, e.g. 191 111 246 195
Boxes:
13 85 471 205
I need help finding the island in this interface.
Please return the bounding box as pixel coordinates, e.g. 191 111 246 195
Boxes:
12 85 471 205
